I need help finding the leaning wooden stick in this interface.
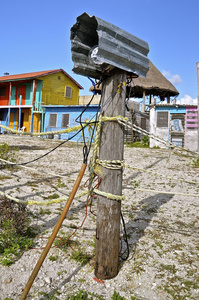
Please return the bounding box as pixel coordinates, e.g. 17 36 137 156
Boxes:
20 163 87 300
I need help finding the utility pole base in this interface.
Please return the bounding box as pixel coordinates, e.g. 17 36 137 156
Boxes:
94 69 126 280
95 198 121 279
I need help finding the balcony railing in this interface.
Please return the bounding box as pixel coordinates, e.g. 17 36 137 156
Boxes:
32 101 44 113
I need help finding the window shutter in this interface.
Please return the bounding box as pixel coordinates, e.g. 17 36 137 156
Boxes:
141 117 146 130
61 113 70 128
0 87 6 97
49 114 57 127
65 86 72 98
157 111 168 127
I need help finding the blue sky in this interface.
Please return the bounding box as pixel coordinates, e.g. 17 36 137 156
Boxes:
1 0 199 104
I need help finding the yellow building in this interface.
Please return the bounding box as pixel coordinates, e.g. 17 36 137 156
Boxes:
38 69 82 106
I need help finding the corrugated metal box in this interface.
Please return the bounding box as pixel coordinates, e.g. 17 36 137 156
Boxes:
70 13 149 79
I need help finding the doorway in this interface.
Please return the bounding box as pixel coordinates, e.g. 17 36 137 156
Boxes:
16 85 26 105
170 113 185 147
20 113 24 129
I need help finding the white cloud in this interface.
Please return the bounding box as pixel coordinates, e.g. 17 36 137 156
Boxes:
162 70 171 77
176 94 197 104
170 74 182 85
162 70 182 85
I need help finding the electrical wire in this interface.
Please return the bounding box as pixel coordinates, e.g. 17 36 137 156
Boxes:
119 79 131 260
120 211 129 261
75 93 102 164
86 98 102 160
0 91 101 168
0 129 82 168
0 122 91 168
75 94 96 150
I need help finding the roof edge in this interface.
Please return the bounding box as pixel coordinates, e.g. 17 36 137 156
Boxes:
0 69 84 89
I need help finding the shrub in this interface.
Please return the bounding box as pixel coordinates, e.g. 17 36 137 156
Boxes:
0 197 35 265
125 136 149 148
192 157 199 168
0 143 18 165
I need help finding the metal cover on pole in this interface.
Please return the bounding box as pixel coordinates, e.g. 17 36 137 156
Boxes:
70 12 150 79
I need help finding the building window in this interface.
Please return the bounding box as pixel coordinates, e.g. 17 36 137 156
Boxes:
141 117 146 130
61 113 70 128
0 87 6 97
65 86 72 98
0 111 4 121
49 113 57 127
157 111 168 127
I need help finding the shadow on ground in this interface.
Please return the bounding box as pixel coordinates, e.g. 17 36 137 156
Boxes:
120 192 174 260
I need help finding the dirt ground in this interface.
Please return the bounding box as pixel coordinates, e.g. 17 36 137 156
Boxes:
0 134 199 300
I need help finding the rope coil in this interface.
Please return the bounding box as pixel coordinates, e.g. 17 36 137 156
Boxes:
96 159 124 170
88 115 125 201
93 188 125 201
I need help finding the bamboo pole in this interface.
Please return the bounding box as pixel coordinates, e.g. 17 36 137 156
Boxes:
20 163 87 300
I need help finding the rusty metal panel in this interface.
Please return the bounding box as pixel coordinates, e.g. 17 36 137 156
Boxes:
70 13 149 79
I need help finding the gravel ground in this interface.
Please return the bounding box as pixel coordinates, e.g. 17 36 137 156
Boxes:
0 134 199 300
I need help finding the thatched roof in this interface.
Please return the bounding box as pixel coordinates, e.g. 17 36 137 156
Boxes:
90 61 179 99
129 61 179 98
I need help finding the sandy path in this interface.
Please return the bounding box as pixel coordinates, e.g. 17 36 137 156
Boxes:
0 134 199 299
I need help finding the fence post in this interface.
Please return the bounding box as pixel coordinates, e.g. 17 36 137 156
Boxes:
95 68 126 279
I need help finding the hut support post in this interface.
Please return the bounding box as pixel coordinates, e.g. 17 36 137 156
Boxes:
141 89 146 112
130 108 134 142
95 69 126 279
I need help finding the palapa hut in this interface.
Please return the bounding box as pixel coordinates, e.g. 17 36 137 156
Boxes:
90 61 179 106
128 61 179 109
89 61 179 143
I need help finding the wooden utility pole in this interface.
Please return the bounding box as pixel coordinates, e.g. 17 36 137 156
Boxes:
95 69 126 279
197 62 199 152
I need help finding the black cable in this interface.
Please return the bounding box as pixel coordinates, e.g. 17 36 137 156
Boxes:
75 75 105 127
75 90 99 126
0 115 102 169
79 112 87 164
77 96 95 163
86 97 102 158
0 126 87 168
80 96 102 164
125 76 133 111
120 211 129 261
74 89 102 164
